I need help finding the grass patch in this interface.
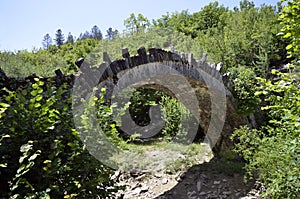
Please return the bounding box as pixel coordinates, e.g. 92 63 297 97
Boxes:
109 140 213 174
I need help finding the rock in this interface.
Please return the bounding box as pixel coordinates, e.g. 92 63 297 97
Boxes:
208 192 218 198
131 182 141 189
199 191 206 196
235 192 241 197
223 191 232 195
140 185 149 192
200 173 208 179
175 172 183 182
131 185 148 196
111 169 121 180
136 174 146 180
197 180 202 192
132 188 141 195
130 169 140 177
213 180 221 185
154 173 162 178
162 178 168 185
187 191 197 199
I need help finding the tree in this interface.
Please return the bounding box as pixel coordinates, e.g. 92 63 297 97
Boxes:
83 31 92 40
279 0 300 59
124 13 137 34
239 0 255 11
66 32 74 44
106 27 118 40
42 33 52 49
124 13 150 34
231 1 300 197
91 25 102 40
189 2 228 36
77 33 83 41
196 3 282 75
55 29 65 47
137 13 150 31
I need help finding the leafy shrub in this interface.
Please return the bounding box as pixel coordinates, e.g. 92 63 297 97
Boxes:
127 88 161 127
279 0 300 59
228 66 261 115
231 69 300 198
160 95 191 141
120 87 193 142
0 79 119 198
80 87 127 149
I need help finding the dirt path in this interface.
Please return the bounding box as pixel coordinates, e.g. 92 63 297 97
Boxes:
112 147 266 199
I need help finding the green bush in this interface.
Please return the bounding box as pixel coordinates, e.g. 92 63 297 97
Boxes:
0 79 119 198
127 88 161 127
160 95 191 141
228 66 261 115
231 70 300 198
120 87 192 142
80 87 127 149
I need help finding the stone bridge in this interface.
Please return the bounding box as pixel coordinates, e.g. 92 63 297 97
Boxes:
74 47 248 152
0 47 248 152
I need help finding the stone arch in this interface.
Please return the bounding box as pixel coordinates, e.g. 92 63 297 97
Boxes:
75 47 248 152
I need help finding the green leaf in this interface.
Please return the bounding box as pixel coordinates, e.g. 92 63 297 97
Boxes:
0 102 10 108
0 163 7 167
30 90 37 96
38 81 44 86
20 141 33 153
32 83 39 89
28 151 41 161
37 88 43 94
35 95 43 101
283 32 292 38
286 44 293 50
43 160 52 164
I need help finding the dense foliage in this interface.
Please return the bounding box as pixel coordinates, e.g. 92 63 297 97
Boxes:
232 69 300 198
153 1 287 77
124 88 192 141
1 0 299 198
232 0 300 198
0 80 119 198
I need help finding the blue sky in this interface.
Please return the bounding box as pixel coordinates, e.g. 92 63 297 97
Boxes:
1 0 278 51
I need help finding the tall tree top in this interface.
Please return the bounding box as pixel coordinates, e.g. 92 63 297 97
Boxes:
91 25 103 40
55 29 65 47
42 33 52 49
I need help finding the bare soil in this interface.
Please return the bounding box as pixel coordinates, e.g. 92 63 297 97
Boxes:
113 157 266 199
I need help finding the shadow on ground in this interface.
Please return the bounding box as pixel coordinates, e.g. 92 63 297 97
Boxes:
154 157 256 199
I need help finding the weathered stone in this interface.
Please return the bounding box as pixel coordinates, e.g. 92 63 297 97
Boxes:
103 51 111 64
2 47 250 155
136 174 146 180
200 53 207 64
213 180 221 185
155 173 163 178
122 48 130 58
55 69 64 78
199 191 207 196
197 180 202 192
161 178 168 185
223 191 232 195
75 57 84 68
